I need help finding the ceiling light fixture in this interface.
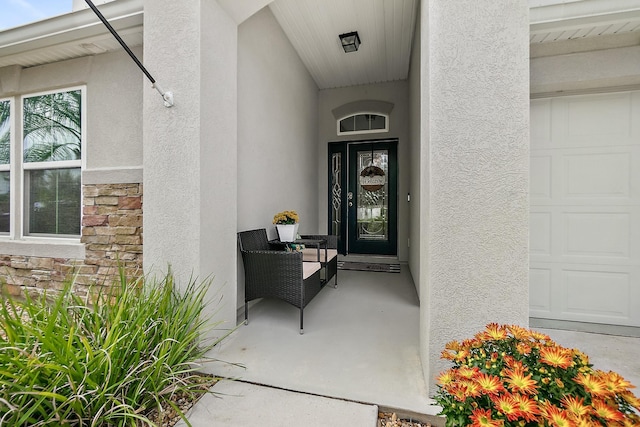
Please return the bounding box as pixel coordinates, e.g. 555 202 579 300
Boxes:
339 31 361 53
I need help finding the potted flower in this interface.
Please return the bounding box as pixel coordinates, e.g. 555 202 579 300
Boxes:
273 210 299 242
433 323 640 426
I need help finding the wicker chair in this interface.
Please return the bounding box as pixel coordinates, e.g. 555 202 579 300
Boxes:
238 228 322 334
300 234 338 288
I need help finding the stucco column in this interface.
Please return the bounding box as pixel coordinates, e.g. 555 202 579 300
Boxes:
420 0 530 391
143 1 238 335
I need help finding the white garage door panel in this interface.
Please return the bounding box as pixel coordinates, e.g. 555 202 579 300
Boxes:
529 268 551 314
530 262 640 327
531 156 552 198
531 146 639 205
551 92 632 147
530 206 639 266
563 269 632 320
531 100 552 145
563 212 630 259
564 152 630 198
530 212 552 255
530 91 640 329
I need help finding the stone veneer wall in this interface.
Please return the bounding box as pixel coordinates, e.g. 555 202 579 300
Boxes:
0 183 143 297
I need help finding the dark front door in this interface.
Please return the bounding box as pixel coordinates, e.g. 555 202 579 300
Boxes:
328 140 397 256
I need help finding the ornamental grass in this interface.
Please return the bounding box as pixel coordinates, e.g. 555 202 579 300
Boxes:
0 271 226 426
433 323 640 427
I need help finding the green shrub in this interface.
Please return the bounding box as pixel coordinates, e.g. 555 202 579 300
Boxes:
0 271 226 426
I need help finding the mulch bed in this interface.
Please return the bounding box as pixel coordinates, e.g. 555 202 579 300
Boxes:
378 412 432 427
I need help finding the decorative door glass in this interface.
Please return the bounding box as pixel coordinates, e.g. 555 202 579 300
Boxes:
331 152 342 236
356 149 388 242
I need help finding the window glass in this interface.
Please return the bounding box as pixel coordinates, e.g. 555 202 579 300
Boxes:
23 90 82 163
338 113 388 135
0 172 9 233
22 88 83 237
0 100 9 165
26 168 81 236
339 117 355 132
0 100 11 233
355 114 369 131
370 114 386 130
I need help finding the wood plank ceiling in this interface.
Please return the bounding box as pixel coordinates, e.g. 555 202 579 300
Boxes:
268 0 418 90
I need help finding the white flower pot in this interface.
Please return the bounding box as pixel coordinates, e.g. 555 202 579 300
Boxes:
276 223 299 242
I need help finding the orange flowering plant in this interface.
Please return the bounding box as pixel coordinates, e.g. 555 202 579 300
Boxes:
433 323 640 427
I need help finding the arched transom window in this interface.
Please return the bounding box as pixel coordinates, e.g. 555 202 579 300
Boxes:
337 112 389 135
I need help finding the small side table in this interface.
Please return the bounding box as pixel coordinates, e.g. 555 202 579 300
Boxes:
269 238 327 259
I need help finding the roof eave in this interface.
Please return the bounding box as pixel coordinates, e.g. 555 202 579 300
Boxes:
0 0 143 66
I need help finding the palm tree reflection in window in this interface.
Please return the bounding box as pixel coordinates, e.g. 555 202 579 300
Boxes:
23 90 82 236
23 90 81 163
0 100 11 233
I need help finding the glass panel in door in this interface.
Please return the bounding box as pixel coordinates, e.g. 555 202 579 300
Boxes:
348 142 397 255
356 149 388 242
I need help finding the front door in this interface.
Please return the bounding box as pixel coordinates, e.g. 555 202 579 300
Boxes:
328 140 397 255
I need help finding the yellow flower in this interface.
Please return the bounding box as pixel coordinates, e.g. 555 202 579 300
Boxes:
473 373 505 396
574 373 610 397
561 395 589 418
591 398 624 423
540 346 574 369
273 210 299 224
505 367 538 395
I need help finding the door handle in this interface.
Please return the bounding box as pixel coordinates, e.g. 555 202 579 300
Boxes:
348 201 353 207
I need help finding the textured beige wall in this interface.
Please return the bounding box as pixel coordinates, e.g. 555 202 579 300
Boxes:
237 7 319 236
408 1 423 298
422 0 530 392
143 0 238 332
317 81 411 262
236 7 319 308
0 49 143 176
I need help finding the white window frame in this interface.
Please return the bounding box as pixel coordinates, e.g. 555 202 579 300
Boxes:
336 112 389 136
10 86 86 242
0 97 13 237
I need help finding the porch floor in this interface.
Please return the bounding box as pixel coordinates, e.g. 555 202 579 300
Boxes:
202 267 640 417
203 266 434 415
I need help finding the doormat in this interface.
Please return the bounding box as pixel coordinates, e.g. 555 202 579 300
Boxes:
338 261 401 273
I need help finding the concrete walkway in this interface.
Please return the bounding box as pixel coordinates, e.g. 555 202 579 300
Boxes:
176 380 379 427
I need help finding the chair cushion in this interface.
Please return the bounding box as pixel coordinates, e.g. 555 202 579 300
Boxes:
303 262 321 280
302 248 338 263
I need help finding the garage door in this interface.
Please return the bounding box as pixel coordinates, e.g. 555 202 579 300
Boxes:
530 91 640 329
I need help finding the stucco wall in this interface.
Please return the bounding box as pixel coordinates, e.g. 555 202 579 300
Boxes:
0 49 143 178
237 7 319 308
317 81 410 262
531 45 640 95
424 0 530 391
408 2 423 298
143 0 238 332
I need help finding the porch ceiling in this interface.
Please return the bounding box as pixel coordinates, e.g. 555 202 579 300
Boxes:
268 0 418 90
